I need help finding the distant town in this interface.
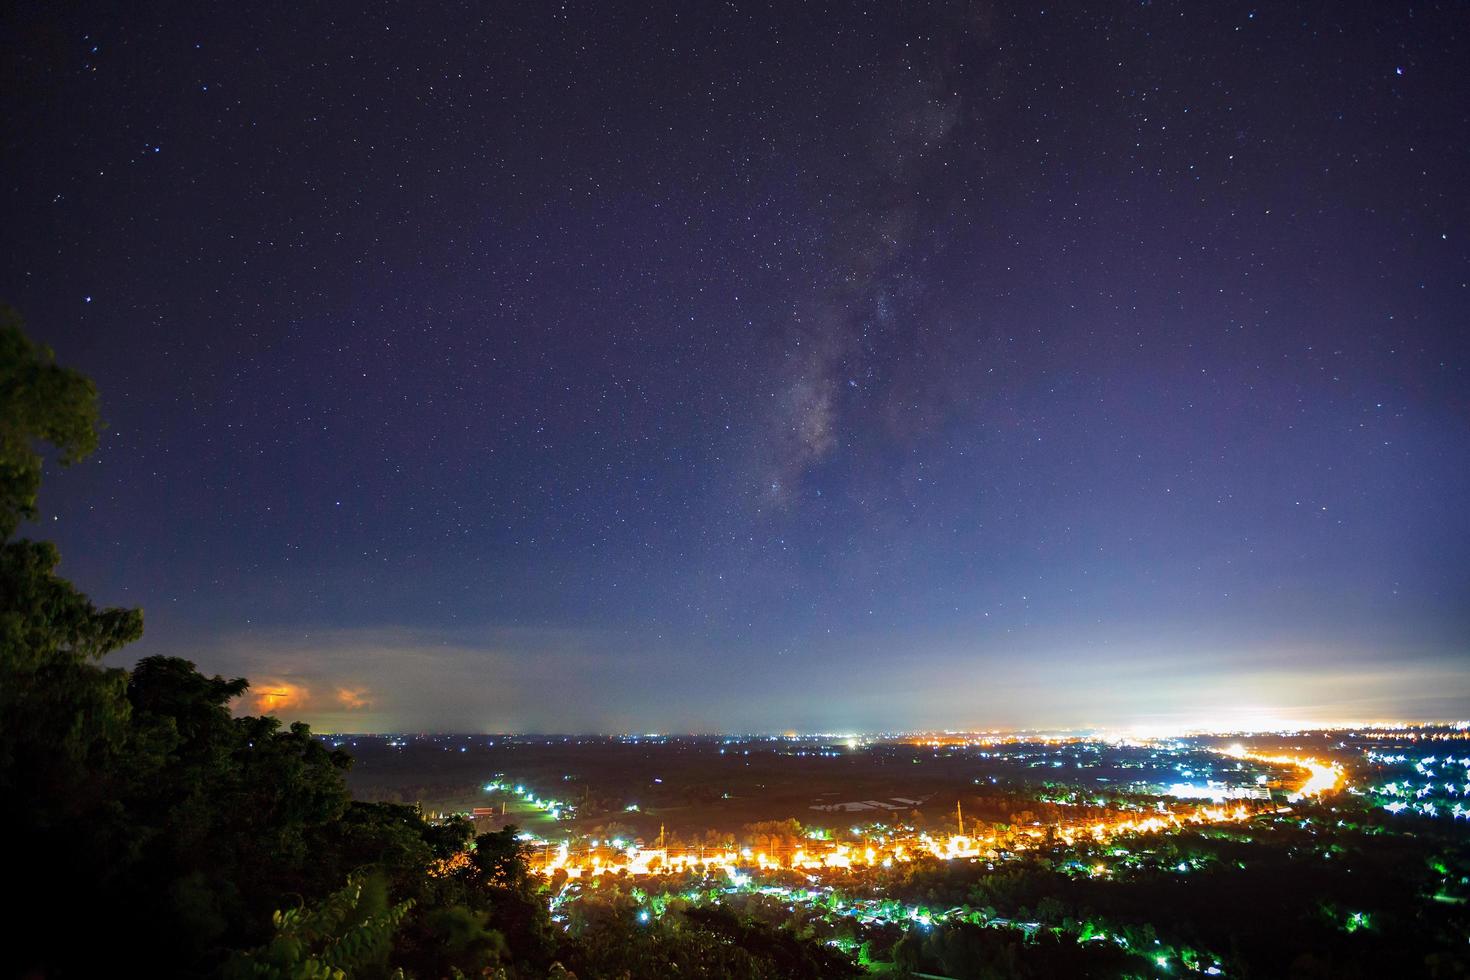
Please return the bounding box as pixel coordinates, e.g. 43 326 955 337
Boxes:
332 724 1470 975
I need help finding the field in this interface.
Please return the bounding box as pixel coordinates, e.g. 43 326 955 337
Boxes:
340 733 1286 840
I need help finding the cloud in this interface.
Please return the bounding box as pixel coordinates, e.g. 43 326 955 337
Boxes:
129 617 1470 733
171 624 650 732
249 679 308 715
336 687 373 710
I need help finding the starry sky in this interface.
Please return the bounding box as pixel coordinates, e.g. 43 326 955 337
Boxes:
3 1 1468 733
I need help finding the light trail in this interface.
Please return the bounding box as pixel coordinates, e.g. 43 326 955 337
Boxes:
1219 744 1346 801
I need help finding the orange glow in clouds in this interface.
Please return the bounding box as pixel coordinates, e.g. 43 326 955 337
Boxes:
251 680 307 714
336 687 373 710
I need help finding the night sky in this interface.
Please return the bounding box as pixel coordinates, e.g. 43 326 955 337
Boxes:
4 2 1468 733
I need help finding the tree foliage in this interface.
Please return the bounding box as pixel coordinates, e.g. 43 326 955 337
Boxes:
0 312 375 973
224 875 415 980
0 306 100 540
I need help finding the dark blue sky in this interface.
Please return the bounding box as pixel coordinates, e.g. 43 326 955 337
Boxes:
4 1 1467 732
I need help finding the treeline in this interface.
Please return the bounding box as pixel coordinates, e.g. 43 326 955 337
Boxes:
879 826 1470 979
0 310 855 978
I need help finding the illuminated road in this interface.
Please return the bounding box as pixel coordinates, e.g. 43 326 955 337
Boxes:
1219 744 1346 801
